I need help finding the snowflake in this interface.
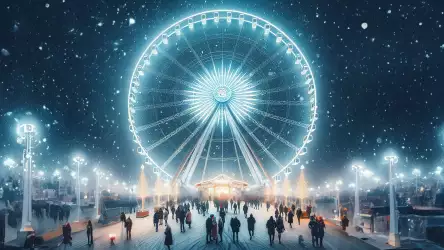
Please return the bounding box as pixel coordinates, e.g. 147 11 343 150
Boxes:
361 22 368 30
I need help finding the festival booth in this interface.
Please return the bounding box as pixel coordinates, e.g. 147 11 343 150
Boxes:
195 174 248 200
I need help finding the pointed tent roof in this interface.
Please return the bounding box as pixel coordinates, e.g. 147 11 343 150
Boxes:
195 174 248 189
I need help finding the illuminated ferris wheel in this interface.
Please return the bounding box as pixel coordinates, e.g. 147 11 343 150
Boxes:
128 10 317 188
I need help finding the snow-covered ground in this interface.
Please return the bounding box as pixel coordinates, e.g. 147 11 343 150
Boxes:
45 203 378 250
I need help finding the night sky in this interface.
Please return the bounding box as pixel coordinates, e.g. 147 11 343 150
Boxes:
1 0 443 185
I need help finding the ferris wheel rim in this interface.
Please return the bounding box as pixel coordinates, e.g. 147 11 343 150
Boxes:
127 9 318 181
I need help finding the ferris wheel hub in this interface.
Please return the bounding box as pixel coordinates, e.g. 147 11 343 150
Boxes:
213 86 233 103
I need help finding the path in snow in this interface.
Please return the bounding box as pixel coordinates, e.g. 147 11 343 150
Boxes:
47 202 378 250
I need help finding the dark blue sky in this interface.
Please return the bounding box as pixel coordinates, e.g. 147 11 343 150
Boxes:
0 0 443 184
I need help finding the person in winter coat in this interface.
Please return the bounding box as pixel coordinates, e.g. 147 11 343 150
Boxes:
308 216 319 247
274 208 279 219
179 208 186 232
201 203 207 216
206 201 209 211
86 220 93 246
284 206 289 220
62 222 72 246
171 205 176 219
219 208 226 223
341 215 349 231
206 216 213 243
159 208 164 226
164 224 173 250
279 203 284 217
296 207 303 225
218 217 224 242
230 216 241 242
211 216 218 243
186 209 192 229
233 202 238 214
247 213 256 240
153 210 160 232
126 217 133 240
291 204 296 213
164 209 169 225
266 216 276 246
120 212 126 227
317 217 326 247
175 206 181 223
243 204 248 218
266 201 270 212
288 209 294 228
230 199 233 210
276 215 285 244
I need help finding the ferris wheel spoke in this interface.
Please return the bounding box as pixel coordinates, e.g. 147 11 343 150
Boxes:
255 99 309 106
135 109 192 133
145 104 217 152
250 107 310 129
248 47 286 78
227 23 244 75
160 110 214 171
147 70 195 87
248 67 296 89
202 28 218 79
201 124 216 182
228 106 284 169
182 34 217 87
257 81 305 95
134 100 190 111
158 48 201 82
233 33 262 76
228 118 244 181
244 114 299 151
141 88 191 96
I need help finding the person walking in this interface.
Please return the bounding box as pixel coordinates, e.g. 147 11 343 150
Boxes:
266 201 270 212
120 212 126 227
153 210 160 232
317 216 326 248
206 215 213 243
159 208 164 226
296 207 303 225
341 215 349 231
284 205 289 221
243 203 248 219
171 205 176 219
86 220 93 246
288 209 294 228
175 206 180 223
233 202 238 215
230 199 233 210
291 203 296 213
279 203 284 217
276 215 285 244
206 200 209 212
230 216 241 242
202 203 207 217
219 207 226 224
186 209 192 229
211 216 218 243
164 224 173 250
274 208 279 220
218 217 224 243
126 217 133 240
266 216 276 246
308 216 319 247
247 213 256 240
164 209 169 225
179 208 186 232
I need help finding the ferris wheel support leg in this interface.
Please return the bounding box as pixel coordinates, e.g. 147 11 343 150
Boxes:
226 113 262 185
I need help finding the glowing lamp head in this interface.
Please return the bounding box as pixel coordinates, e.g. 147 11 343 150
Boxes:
412 168 421 177
384 155 398 164
300 165 305 170
436 166 443 175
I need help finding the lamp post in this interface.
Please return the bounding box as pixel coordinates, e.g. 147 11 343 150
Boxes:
436 166 443 190
384 155 400 247
335 180 343 220
73 156 85 222
93 168 102 219
53 169 61 197
412 168 421 193
352 164 363 226
17 123 36 232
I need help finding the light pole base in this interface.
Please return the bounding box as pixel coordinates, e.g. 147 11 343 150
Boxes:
388 232 401 247
17 226 34 247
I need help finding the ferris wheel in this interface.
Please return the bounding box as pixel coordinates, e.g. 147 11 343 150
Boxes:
128 10 317 187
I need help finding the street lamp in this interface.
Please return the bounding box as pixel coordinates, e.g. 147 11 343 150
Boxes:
436 166 443 190
352 164 363 226
412 168 421 193
384 155 400 247
335 180 343 220
73 155 85 222
53 169 61 197
17 123 36 233
93 168 103 218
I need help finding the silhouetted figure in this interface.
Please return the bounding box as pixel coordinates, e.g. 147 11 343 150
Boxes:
164 224 173 250
247 214 256 240
230 216 241 242
266 216 276 246
86 220 93 246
